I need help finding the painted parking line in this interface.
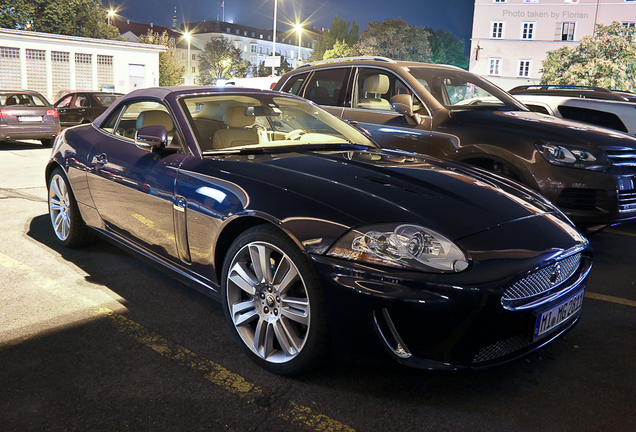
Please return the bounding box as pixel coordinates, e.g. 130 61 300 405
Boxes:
585 292 636 308
604 229 636 238
1 252 355 432
100 307 355 432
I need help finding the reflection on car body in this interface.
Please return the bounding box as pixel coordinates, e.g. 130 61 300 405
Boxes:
47 86 592 375
274 57 636 228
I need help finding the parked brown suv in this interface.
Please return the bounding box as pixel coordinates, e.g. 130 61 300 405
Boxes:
274 57 636 228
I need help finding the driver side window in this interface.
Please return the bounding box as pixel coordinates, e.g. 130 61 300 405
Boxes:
113 101 176 141
354 69 411 111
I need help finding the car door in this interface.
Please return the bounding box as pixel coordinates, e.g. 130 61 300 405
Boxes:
54 94 74 127
86 99 186 263
338 67 434 154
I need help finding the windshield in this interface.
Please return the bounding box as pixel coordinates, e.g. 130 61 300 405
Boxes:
408 67 524 110
181 93 375 153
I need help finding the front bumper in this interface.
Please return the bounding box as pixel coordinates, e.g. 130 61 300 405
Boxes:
310 216 593 370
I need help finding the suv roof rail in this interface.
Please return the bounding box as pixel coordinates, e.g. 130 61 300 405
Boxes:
297 56 397 69
509 85 629 101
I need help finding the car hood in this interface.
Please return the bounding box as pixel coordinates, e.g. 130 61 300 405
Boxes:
210 147 564 240
449 109 636 148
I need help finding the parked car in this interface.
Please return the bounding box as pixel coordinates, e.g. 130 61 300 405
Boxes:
54 91 123 128
510 85 636 136
46 86 592 374
0 90 60 146
273 58 636 229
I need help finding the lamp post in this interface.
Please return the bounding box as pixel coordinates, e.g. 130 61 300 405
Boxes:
107 10 115 26
294 24 302 66
272 0 278 75
184 31 192 85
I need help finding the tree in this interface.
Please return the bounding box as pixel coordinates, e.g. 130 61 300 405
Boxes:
425 27 468 69
0 0 120 39
323 39 358 60
310 15 359 61
0 0 34 30
541 21 636 92
198 36 249 85
355 19 432 62
138 30 184 87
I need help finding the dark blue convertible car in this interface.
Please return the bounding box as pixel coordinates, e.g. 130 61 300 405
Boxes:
46 86 592 374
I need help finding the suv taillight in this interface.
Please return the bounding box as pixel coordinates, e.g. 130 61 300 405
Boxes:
47 110 59 117
0 110 14 118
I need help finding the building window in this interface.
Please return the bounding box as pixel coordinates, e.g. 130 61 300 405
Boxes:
191 53 196 61
492 21 504 39
26 49 46 95
624 22 636 28
489 58 502 76
494 0 506 3
1 47 21 90
522 22 535 39
562 22 576 41
97 55 114 90
518 60 531 77
75 53 93 90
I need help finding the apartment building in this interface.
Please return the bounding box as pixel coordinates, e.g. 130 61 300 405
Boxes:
469 0 636 89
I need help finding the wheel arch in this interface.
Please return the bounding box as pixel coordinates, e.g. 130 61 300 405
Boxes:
456 151 538 190
213 215 303 282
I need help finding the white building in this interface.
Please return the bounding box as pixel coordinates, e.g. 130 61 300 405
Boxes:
185 21 321 72
469 0 636 90
0 28 165 102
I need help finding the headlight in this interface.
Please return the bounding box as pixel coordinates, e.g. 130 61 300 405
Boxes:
536 141 610 170
326 223 469 273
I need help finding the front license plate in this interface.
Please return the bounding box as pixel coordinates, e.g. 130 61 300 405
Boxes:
18 116 43 122
534 289 584 340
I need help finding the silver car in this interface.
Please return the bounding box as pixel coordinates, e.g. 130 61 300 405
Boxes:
0 90 60 147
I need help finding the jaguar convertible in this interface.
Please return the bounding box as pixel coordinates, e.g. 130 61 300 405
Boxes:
46 86 592 374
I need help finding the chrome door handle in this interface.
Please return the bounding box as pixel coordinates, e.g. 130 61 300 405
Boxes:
92 153 108 166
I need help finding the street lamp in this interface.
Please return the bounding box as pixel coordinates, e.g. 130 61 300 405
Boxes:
107 9 115 26
294 24 303 66
272 0 278 75
184 31 192 84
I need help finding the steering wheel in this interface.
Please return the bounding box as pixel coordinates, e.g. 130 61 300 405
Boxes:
284 129 307 140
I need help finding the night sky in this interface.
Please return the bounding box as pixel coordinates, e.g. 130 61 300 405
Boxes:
106 0 475 44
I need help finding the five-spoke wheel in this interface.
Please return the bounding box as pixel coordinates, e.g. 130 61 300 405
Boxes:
48 168 95 247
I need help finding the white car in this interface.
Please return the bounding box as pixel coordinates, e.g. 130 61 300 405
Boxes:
510 86 636 136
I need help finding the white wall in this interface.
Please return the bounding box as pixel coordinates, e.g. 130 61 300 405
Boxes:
0 28 165 101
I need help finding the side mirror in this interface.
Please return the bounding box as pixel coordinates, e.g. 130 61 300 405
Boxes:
390 94 421 125
135 125 168 152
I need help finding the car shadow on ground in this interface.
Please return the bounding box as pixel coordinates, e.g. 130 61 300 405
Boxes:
0 140 48 151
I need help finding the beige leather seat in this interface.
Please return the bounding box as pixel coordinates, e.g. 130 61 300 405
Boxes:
358 74 391 110
135 110 176 142
212 106 259 149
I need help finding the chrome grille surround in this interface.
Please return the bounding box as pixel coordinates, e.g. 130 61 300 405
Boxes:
618 190 636 213
603 146 636 167
501 252 582 309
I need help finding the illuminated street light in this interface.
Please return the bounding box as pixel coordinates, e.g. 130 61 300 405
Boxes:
184 31 192 84
294 24 303 66
107 9 115 26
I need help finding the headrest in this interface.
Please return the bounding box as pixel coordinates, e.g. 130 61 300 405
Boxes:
136 110 174 130
363 74 389 94
223 106 255 128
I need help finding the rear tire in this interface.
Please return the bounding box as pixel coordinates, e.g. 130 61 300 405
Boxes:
47 168 96 247
221 225 328 375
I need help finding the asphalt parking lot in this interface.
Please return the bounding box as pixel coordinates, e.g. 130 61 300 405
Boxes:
1 141 635 432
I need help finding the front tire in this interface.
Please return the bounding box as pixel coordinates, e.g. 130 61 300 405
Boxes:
221 225 328 375
48 168 95 247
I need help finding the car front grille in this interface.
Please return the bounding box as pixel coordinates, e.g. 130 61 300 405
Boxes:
557 188 609 211
473 335 531 364
603 146 636 167
618 189 636 213
502 253 582 305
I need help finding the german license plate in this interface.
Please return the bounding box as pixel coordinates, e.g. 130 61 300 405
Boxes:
534 289 584 340
18 116 43 122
